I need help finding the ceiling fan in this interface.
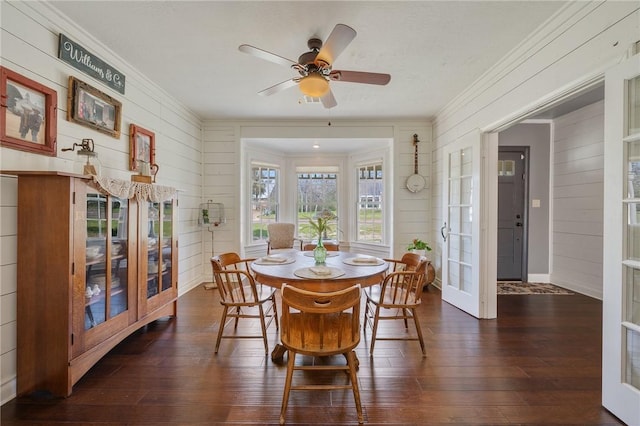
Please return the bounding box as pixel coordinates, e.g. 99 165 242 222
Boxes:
238 24 391 109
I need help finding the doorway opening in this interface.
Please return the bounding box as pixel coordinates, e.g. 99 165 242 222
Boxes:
497 146 529 281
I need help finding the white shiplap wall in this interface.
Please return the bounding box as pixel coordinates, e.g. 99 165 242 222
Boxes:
0 1 204 403
551 101 604 298
431 2 639 290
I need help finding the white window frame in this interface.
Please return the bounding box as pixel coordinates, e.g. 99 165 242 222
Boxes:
249 162 280 246
354 159 385 245
295 166 340 241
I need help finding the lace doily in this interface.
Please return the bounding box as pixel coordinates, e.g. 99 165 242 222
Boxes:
90 175 176 202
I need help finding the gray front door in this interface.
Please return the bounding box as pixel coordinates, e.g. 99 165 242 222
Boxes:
497 147 528 280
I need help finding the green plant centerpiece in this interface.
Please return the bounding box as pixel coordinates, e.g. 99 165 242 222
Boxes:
407 238 432 255
309 211 336 264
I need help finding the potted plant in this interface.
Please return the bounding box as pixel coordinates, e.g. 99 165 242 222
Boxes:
407 238 431 256
309 211 336 264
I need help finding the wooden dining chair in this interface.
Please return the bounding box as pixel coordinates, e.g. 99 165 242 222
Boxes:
279 284 363 425
302 241 340 251
364 255 427 356
211 253 279 355
385 252 424 273
267 223 303 254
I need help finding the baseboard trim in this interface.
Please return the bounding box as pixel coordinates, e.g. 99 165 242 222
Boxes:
528 273 550 283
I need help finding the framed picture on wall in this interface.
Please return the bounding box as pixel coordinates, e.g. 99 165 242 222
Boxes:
129 123 155 171
67 76 121 138
0 66 57 156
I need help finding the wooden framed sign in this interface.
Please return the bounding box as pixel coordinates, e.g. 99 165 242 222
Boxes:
58 34 125 94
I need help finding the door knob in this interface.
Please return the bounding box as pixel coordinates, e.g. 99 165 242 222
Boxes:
516 222 523 227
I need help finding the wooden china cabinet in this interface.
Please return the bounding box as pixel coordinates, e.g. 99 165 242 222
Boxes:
6 171 178 397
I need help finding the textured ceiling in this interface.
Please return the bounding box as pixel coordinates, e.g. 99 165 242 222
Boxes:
50 1 567 122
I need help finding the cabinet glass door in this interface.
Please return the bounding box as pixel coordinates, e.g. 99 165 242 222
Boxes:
142 197 177 316
109 197 129 319
146 200 174 298
85 193 129 330
146 201 161 298
161 200 173 292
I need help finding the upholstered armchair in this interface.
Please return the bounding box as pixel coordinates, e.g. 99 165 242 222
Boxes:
266 223 303 254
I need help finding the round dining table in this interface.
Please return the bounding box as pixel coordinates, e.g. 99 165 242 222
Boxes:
250 250 388 361
251 250 388 292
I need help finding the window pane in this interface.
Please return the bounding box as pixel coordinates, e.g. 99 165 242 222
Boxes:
627 267 640 326
251 165 278 242
296 172 338 240
627 140 640 198
357 162 383 242
625 328 640 389
629 75 640 136
626 203 640 261
461 147 473 175
461 176 473 205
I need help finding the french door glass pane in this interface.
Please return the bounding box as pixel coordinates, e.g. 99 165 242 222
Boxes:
460 264 472 293
461 236 472 264
626 140 640 198
450 151 461 177
623 73 640 393
625 329 640 388
626 203 640 261
627 267 640 325
629 76 640 135
461 147 473 175
449 234 459 260
446 146 474 294
461 206 473 235
449 207 460 234
461 176 472 204
448 261 459 290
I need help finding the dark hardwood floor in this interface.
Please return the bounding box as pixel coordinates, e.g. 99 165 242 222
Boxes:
2 285 625 425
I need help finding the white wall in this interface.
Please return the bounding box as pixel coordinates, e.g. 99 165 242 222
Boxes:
0 1 204 403
552 101 604 298
201 120 432 267
432 1 639 289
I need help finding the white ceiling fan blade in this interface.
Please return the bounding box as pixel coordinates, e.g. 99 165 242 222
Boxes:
320 89 337 109
258 78 299 96
239 44 298 68
329 70 391 85
315 24 356 67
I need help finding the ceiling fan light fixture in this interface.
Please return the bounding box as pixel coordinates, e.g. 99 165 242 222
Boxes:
299 73 329 98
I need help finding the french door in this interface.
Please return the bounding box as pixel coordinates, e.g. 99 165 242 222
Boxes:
602 52 640 425
441 130 483 317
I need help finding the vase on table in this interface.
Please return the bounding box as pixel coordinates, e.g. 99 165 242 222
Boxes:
313 238 327 264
